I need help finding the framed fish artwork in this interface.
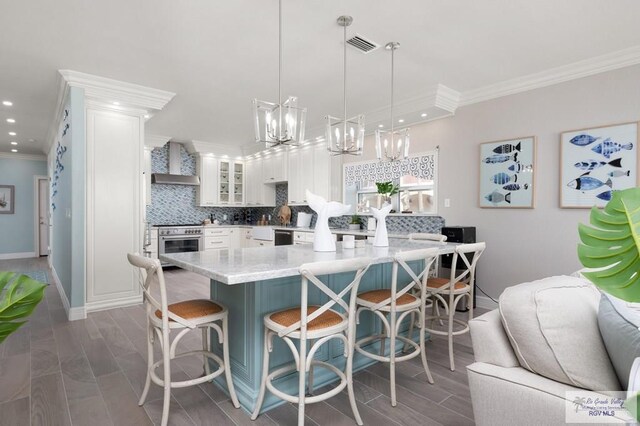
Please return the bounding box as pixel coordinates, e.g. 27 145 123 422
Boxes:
560 122 638 208
479 136 536 208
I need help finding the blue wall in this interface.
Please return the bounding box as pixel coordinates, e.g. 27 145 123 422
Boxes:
0 157 47 254
50 86 85 307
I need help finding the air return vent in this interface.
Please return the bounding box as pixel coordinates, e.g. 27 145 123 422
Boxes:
346 34 379 54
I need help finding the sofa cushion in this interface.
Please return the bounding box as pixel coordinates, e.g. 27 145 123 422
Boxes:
499 275 621 392
598 294 640 389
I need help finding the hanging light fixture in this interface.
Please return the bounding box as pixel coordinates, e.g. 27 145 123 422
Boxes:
253 0 307 147
375 42 410 161
325 15 365 156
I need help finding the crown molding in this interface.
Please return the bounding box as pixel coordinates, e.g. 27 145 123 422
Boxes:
145 134 171 149
461 45 640 106
59 70 176 111
0 152 46 161
187 140 243 157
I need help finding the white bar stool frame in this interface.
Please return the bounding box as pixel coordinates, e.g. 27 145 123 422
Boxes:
354 247 440 406
423 242 485 371
251 257 372 426
127 254 239 426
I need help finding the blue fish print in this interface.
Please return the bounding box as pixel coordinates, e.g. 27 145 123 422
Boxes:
493 142 521 154
482 152 518 164
570 134 600 146
574 158 622 171
596 191 612 201
591 138 633 159
566 173 612 191
491 172 517 185
608 170 630 178
485 191 511 204
502 183 528 191
508 163 533 173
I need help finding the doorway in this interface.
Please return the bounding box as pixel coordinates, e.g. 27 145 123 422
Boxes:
35 176 49 257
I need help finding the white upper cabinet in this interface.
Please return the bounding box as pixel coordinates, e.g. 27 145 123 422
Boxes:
286 143 342 205
288 144 314 205
263 149 288 183
219 160 244 205
245 156 276 206
144 147 152 206
196 155 218 206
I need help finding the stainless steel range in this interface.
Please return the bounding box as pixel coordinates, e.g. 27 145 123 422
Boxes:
157 224 203 266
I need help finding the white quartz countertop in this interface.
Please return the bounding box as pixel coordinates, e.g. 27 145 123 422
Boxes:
160 239 458 285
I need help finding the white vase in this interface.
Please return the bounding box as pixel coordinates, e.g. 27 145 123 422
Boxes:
371 204 393 247
307 190 351 252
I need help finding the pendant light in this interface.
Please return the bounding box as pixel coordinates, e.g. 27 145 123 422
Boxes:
253 0 307 147
325 15 365 156
375 42 410 162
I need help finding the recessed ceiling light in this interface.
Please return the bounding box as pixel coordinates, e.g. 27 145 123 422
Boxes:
10 142 17 145
113 101 120 106
378 124 384 128
2 101 12 106
421 113 428 118
11 149 17 153
398 119 405 123
143 114 150 119
6 118 15 123
8 132 16 136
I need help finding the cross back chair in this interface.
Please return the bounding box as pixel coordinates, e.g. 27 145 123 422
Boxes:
251 257 372 426
423 242 485 371
127 253 239 426
355 247 440 407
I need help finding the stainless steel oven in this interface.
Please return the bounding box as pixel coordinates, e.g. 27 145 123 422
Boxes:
157 225 203 266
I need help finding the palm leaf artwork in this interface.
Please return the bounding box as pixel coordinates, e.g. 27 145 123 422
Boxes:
0 272 47 344
578 188 640 303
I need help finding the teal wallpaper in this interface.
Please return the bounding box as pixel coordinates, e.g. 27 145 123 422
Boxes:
0 157 47 254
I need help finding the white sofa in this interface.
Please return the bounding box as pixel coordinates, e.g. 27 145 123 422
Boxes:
466 276 633 425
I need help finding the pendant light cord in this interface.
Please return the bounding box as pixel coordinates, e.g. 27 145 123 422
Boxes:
342 21 348 149
278 0 283 139
390 46 395 138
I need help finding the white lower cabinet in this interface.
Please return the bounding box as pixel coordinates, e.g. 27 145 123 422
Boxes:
247 238 275 248
203 227 243 251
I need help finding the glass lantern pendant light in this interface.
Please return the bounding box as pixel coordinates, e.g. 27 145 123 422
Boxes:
375 42 410 161
253 0 307 147
325 15 365 156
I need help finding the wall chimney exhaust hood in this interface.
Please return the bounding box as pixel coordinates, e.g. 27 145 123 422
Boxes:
151 141 201 185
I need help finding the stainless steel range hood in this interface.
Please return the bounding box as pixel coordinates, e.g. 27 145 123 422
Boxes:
151 141 200 185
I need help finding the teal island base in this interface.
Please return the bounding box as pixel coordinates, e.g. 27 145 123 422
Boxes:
207 261 426 414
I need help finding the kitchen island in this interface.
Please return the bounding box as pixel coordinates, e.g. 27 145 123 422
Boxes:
160 239 458 414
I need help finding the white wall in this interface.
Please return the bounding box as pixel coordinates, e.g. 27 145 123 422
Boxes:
347 64 640 298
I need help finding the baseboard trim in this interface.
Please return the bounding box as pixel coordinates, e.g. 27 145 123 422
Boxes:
476 295 499 310
50 266 87 321
85 295 143 313
0 252 36 260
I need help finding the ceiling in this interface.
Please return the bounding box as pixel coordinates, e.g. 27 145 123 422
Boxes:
1 0 640 155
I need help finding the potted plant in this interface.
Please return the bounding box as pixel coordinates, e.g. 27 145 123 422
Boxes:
376 181 399 211
0 272 46 344
577 187 640 421
348 214 361 231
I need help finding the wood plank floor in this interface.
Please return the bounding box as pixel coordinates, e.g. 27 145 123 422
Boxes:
0 257 486 426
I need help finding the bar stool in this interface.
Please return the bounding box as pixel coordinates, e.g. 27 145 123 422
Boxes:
354 247 439 406
127 254 239 426
423 242 485 371
251 257 371 426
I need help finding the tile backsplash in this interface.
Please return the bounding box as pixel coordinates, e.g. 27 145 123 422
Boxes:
146 143 446 233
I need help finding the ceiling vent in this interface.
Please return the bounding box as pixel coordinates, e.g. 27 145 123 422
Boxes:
346 34 379 54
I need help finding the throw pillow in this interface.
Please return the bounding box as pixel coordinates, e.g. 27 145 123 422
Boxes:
499 275 621 392
598 294 640 390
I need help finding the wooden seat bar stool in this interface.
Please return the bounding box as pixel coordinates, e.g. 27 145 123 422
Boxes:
251 257 372 426
354 247 440 406
422 242 485 371
127 254 239 426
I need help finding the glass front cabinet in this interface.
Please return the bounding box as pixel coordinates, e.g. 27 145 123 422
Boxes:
218 160 244 205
